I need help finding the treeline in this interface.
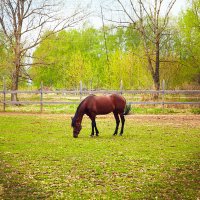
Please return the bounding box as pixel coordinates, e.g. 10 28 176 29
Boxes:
31 27 152 89
31 25 199 90
0 0 199 91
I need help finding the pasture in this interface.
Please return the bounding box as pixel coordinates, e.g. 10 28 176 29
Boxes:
0 113 200 199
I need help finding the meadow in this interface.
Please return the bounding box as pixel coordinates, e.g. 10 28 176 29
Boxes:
0 113 200 199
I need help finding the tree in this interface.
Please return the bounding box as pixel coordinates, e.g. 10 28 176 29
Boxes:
106 0 177 95
109 49 152 89
177 0 200 87
31 26 153 90
31 28 102 89
0 0 87 101
0 32 13 87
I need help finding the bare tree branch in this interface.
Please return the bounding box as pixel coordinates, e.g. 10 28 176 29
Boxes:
0 0 88 101
107 0 177 93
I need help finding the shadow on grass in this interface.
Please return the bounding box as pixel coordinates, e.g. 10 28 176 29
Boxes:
1 158 199 199
144 161 200 199
0 160 52 200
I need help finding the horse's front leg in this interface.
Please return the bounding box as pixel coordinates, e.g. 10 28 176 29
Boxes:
91 120 99 136
89 114 99 137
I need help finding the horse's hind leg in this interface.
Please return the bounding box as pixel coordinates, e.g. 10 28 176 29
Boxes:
113 112 120 136
94 120 99 136
119 113 125 136
92 119 99 136
91 120 95 137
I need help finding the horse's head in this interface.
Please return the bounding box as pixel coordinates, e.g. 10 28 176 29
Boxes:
71 117 82 138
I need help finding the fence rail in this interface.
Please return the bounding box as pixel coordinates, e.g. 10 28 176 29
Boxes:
1 89 200 95
0 80 200 112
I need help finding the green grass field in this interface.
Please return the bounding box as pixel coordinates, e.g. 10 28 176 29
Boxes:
0 114 200 199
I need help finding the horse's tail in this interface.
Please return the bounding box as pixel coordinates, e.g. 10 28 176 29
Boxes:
123 103 131 115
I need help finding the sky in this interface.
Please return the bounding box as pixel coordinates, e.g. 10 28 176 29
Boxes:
68 0 188 28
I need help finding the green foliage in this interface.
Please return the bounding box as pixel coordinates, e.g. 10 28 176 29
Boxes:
29 6 200 90
30 27 153 89
0 33 13 87
109 49 152 89
175 0 200 88
31 28 105 88
0 1 199 91
125 25 141 50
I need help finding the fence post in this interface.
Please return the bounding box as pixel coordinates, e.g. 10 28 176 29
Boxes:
120 80 123 95
3 77 6 112
162 79 165 112
40 82 43 112
90 80 92 95
80 81 82 101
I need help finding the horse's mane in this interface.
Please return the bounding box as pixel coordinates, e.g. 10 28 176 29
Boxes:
72 95 95 127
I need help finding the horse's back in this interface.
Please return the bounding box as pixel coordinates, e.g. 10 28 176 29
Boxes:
110 94 126 113
85 94 126 115
88 95 114 114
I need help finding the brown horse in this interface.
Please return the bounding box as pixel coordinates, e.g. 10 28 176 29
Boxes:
71 94 128 138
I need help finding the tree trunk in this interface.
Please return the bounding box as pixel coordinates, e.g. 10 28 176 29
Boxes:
11 42 21 102
153 75 160 99
153 40 160 99
11 66 20 102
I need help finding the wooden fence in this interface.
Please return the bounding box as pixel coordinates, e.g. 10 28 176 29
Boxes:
0 80 199 112
1 81 200 112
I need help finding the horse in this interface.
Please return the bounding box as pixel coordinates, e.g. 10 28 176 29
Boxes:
71 94 128 138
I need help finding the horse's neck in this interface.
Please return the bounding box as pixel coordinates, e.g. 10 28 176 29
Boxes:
75 103 85 124
75 113 84 125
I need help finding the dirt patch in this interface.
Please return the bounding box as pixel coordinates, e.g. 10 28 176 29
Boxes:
0 112 200 128
126 115 200 128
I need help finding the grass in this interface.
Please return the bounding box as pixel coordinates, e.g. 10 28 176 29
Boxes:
2 104 200 115
191 108 200 115
3 104 77 114
0 114 200 199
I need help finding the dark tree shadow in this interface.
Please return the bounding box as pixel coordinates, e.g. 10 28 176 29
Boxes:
0 160 52 200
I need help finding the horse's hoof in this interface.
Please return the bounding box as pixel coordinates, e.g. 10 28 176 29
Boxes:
119 133 123 136
113 133 117 136
90 134 94 137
